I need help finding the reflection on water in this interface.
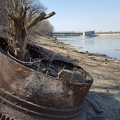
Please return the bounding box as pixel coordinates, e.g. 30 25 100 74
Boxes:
58 37 120 60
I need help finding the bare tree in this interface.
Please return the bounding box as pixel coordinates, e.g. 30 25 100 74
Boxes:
0 0 47 26
2 0 55 61
26 0 47 20
0 0 52 37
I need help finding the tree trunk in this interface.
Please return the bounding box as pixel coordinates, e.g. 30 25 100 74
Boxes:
6 7 28 61
5 6 55 61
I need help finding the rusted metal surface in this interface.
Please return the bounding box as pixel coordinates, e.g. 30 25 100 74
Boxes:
0 113 14 120
0 37 93 120
0 87 87 120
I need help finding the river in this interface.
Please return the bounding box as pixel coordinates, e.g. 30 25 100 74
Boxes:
58 37 120 60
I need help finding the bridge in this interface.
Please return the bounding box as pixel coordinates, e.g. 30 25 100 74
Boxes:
52 32 83 37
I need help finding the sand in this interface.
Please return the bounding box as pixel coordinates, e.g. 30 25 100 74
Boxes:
31 35 120 120
96 33 120 38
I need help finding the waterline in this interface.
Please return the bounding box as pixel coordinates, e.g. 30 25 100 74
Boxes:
58 37 120 60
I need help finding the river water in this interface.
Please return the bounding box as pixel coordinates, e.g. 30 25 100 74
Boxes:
58 37 120 60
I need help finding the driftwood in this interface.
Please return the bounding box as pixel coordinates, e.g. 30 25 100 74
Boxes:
0 37 93 120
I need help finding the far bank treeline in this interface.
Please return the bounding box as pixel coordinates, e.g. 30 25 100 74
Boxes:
0 0 55 37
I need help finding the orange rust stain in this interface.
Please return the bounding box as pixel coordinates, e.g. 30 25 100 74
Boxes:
15 67 30 75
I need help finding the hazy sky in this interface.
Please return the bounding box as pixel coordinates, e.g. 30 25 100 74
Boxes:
40 0 120 32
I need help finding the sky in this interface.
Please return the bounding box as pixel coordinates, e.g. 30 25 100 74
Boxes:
40 0 120 32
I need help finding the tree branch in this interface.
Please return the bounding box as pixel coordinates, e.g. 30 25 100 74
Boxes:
26 11 56 30
42 11 56 20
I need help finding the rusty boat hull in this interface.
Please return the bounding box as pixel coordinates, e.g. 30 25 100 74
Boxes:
0 37 93 120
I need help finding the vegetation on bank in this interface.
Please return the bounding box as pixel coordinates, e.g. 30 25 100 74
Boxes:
0 0 55 61
0 0 54 37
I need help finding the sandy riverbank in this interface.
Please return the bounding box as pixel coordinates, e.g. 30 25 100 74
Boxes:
96 33 120 38
32 35 120 119
33 35 120 100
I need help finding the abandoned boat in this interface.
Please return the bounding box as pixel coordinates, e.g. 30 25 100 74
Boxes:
0 37 93 120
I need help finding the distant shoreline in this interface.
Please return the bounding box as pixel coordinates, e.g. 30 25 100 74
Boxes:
95 33 120 38
55 33 120 38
